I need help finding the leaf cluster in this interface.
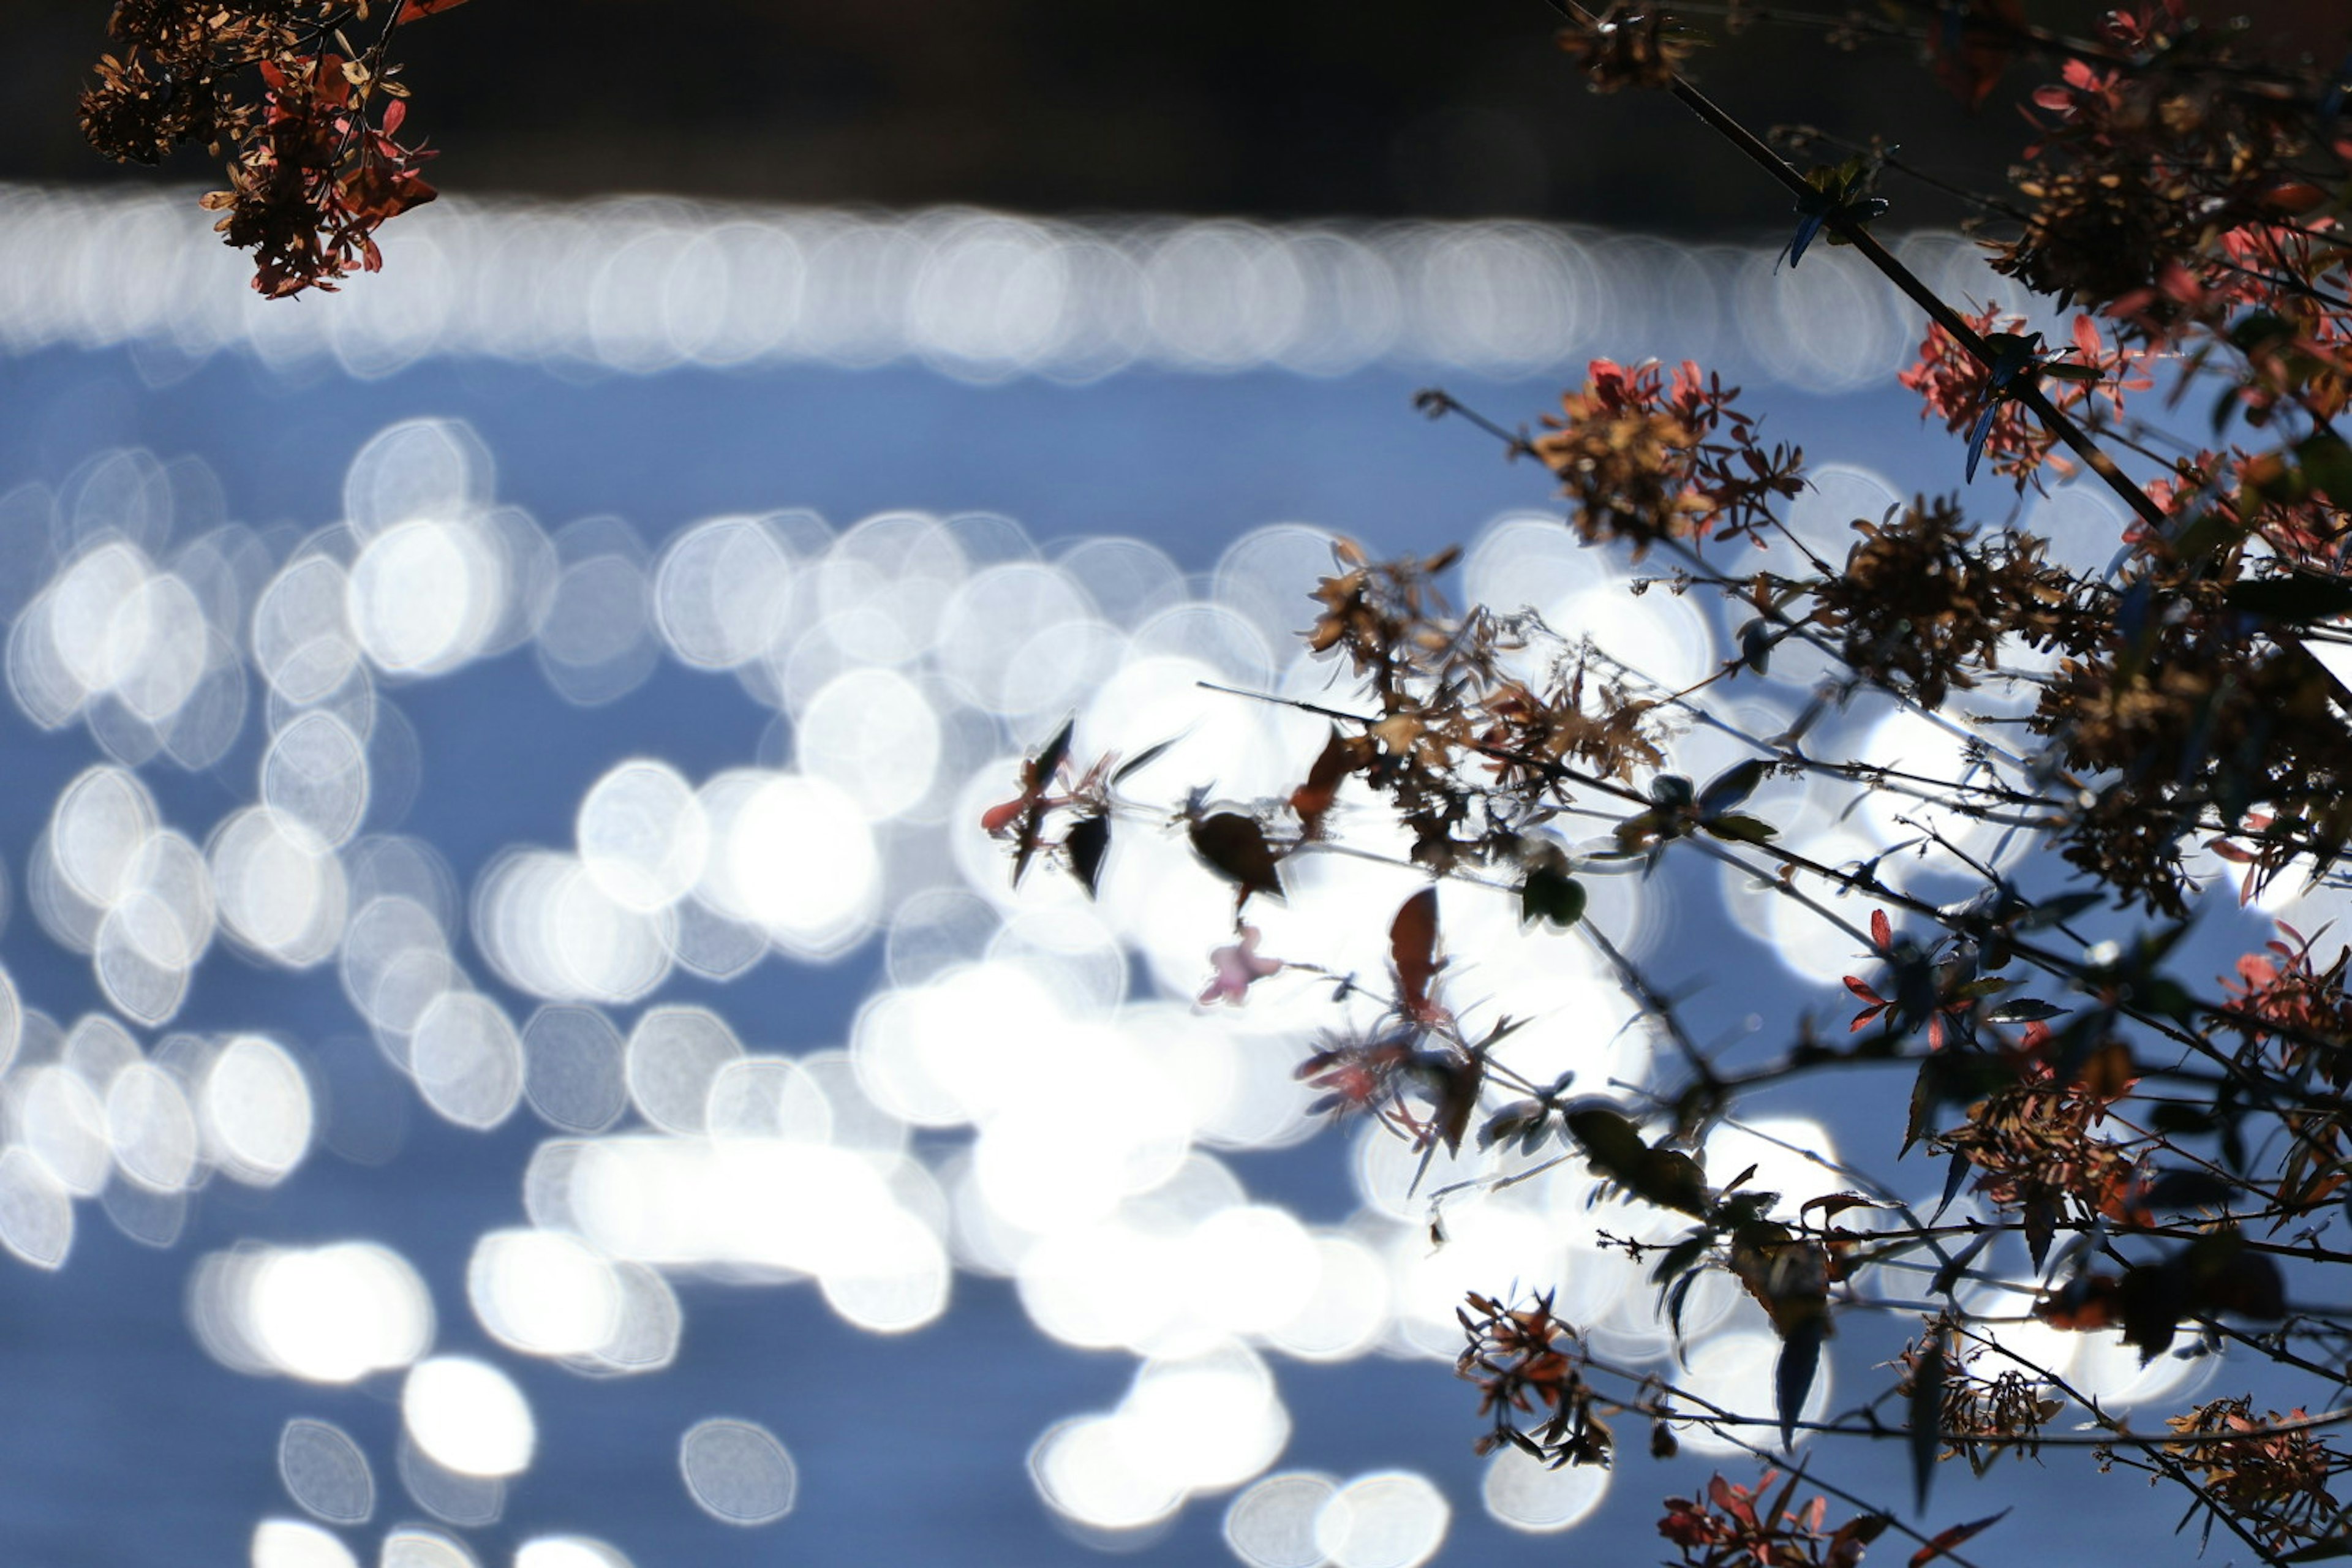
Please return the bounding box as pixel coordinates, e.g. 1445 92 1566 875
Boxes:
82 0 466 295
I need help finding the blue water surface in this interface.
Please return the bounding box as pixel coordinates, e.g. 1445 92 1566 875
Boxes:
0 344 2206 1568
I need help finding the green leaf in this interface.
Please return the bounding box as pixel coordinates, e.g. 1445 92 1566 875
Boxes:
2136 976 2195 1023
1564 1104 1648 1173
1909 1326 1947 1513
1702 813 1779 845
1188 812 1286 902
1649 1232 1713 1290
1110 737 1179 785
1929 1231 1992 1298
2150 1102 2218 1136
2297 430 2352 501
1698 758 1768 816
1934 1148 1972 1219
1520 867 1588 928
2224 570 2352 625
2171 510 2242 564
2228 310 2294 353
1477 1099 1548 1152
1030 715 1076 788
1774 1317 1825 1450
2117 1264 2186 1362
2022 1196 2059 1272
1063 814 1110 897
1664 1268 1701 1343
1564 1105 1712 1217
2013 891 2101 930
2142 1168 2232 1212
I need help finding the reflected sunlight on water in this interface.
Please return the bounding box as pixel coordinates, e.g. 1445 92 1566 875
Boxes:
0 184 2175 1567
0 187 2059 391
0 407 2182 1560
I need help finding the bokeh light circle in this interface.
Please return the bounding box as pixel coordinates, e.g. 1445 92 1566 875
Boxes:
678 1418 797 1526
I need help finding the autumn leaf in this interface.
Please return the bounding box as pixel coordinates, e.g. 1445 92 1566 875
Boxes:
990 715 1074 888
1390 887 1443 1021
1844 975 1889 1033
1829 1512 1892 1568
1291 728 1368 839
395 0 474 20
1907 1508 2008 1567
2036 1272 2122 1331
1798 1192 1883 1224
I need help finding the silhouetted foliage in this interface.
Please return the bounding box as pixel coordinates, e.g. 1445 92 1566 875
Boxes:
984 2 2352 1559
88 0 2352 1556
81 0 466 294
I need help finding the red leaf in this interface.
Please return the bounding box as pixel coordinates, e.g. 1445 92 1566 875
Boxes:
1290 728 1367 840
1390 888 1442 1020
1869 908 1892 952
1908 1509 2010 1567
396 0 474 19
2070 313 2101 362
1842 976 1884 1003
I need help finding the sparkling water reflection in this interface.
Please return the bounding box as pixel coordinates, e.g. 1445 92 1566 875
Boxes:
0 193 2196 1568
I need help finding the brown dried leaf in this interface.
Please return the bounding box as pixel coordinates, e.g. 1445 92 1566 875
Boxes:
1907 1509 2008 1567
1291 728 1370 839
1391 887 1441 1019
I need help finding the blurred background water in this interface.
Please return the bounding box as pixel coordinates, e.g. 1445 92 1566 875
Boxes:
2 5 2334 1564
0 187 2263 1568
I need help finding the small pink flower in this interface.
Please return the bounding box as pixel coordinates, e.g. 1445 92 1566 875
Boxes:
1200 925 1283 1006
